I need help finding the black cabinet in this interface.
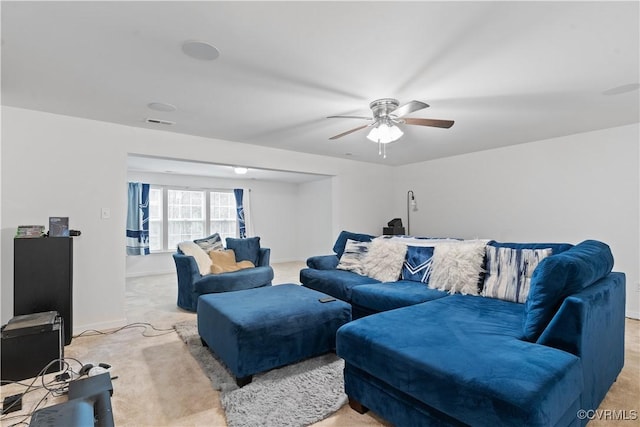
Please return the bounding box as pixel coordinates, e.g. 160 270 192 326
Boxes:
14 237 73 345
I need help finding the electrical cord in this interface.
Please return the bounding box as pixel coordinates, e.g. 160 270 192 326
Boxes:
73 322 175 338
0 358 76 425
2 323 167 423
2 390 53 427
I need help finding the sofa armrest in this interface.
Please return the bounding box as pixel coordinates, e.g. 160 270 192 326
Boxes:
536 272 625 415
173 253 202 290
307 255 339 270
257 247 271 267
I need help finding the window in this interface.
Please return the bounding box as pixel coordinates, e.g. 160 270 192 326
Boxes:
148 186 237 252
167 189 205 249
211 191 237 241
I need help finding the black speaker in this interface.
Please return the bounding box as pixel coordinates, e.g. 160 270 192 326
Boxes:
14 237 73 345
1 311 63 382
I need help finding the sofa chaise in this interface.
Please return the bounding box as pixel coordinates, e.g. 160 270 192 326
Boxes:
300 231 625 426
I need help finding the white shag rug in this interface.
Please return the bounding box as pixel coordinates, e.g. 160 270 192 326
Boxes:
174 321 347 427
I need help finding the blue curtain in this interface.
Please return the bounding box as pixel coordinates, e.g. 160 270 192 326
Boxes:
233 188 246 238
126 182 150 255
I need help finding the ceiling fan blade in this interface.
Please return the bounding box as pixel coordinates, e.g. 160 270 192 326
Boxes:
327 115 372 120
392 100 429 118
403 118 455 129
329 124 370 140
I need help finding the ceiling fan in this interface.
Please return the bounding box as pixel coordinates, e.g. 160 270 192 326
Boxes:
328 98 454 158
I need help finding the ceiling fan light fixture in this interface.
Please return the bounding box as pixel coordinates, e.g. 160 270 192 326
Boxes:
327 98 452 159
366 122 403 144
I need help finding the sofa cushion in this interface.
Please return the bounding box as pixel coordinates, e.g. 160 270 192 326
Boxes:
332 231 375 258
482 246 552 303
193 266 273 295
194 233 224 252
401 246 434 283
177 241 212 275
523 240 614 341
300 268 379 302
337 239 371 275
350 280 449 313
337 295 583 427
226 236 261 265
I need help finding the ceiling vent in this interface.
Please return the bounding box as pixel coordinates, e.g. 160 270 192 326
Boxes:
145 118 175 126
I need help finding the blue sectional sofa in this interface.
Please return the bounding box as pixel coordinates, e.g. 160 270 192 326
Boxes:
299 232 626 427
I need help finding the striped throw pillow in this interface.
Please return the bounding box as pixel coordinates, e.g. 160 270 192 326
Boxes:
337 239 371 275
482 246 552 303
194 233 224 253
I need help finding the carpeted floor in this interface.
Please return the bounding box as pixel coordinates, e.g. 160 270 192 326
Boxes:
174 320 347 427
1 262 638 426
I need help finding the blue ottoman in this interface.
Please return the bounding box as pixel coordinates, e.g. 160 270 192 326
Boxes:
197 284 351 386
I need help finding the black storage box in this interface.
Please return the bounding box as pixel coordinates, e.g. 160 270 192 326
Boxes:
1 311 63 382
383 226 406 235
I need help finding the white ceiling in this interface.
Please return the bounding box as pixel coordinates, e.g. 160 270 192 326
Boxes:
2 1 639 166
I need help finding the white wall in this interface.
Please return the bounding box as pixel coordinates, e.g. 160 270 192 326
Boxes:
297 178 333 260
393 124 640 318
1 109 128 331
1 106 394 331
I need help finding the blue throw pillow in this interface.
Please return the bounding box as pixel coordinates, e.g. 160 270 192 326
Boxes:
401 246 435 284
226 237 261 265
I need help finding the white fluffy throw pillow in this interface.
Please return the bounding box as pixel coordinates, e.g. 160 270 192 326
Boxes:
178 241 213 276
361 238 407 282
428 240 488 295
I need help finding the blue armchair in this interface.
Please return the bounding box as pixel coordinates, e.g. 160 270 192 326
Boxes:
173 246 274 311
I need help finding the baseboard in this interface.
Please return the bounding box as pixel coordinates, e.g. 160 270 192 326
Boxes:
626 311 640 320
271 258 306 264
73 318 128 337
126 263 303 277
125 269 175 278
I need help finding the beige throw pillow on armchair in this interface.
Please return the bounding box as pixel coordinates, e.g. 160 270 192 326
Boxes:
209 249 255 274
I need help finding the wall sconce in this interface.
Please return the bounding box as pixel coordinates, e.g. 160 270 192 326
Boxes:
407 190 417 235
